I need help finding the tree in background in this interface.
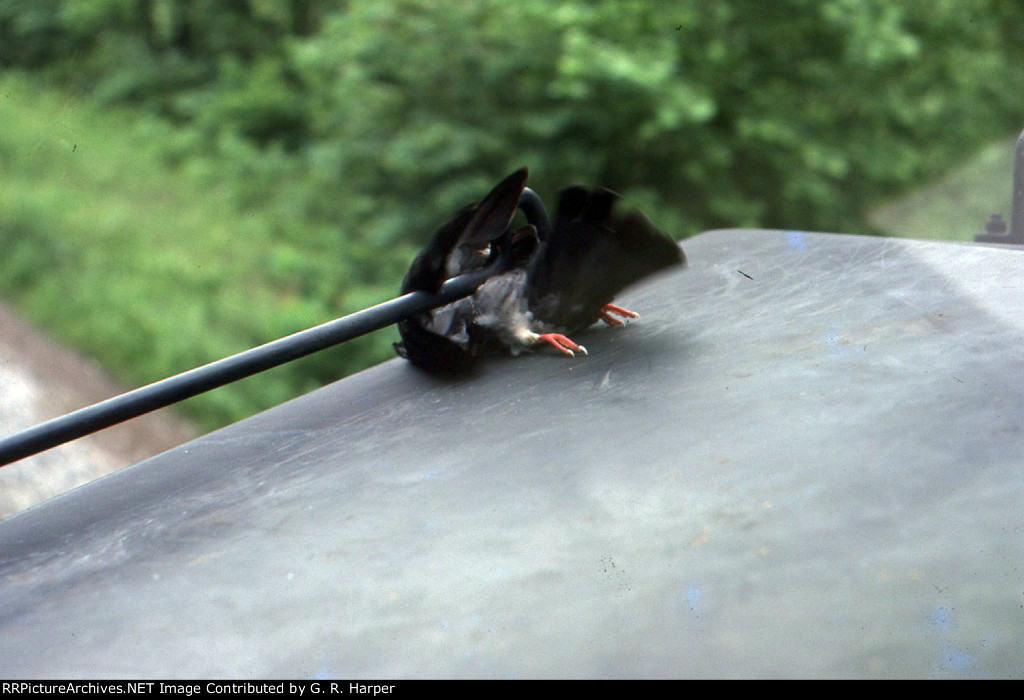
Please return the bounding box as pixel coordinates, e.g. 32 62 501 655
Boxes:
2 0 1022 426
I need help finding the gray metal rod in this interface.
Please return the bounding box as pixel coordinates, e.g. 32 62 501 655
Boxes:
1011 128 1024 241
0 264 497 468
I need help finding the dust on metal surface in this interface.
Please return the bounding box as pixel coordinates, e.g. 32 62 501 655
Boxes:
0 229 1021 678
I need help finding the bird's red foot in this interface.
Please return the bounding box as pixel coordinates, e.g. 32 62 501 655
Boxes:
537 333 588 357
599 303 640 326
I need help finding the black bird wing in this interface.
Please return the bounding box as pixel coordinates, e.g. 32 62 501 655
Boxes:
395 167 531 373
526 186 685 332
400 167 529 294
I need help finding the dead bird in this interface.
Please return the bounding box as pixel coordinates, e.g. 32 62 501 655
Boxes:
394 167 685 373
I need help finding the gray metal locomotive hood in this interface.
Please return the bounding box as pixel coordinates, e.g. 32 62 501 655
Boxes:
0 229 1021 678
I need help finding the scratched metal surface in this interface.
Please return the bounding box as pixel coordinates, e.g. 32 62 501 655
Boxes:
0 229 1021 679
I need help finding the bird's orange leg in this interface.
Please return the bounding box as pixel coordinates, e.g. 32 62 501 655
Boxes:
599 303 640 326
536 333 588 357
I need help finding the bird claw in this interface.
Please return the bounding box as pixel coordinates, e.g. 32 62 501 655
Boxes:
537 333 588 357
599 303 640 326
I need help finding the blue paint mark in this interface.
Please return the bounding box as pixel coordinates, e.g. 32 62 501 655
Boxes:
312 654 335 680
938 643 974 672
786 230 809 252
685 581 703 617
825 324 845 359
930 605 953 633
671 581 708 621
927 606 985 678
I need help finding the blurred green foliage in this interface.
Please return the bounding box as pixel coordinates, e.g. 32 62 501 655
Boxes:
1 0 1023 428
869 136 1017 241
